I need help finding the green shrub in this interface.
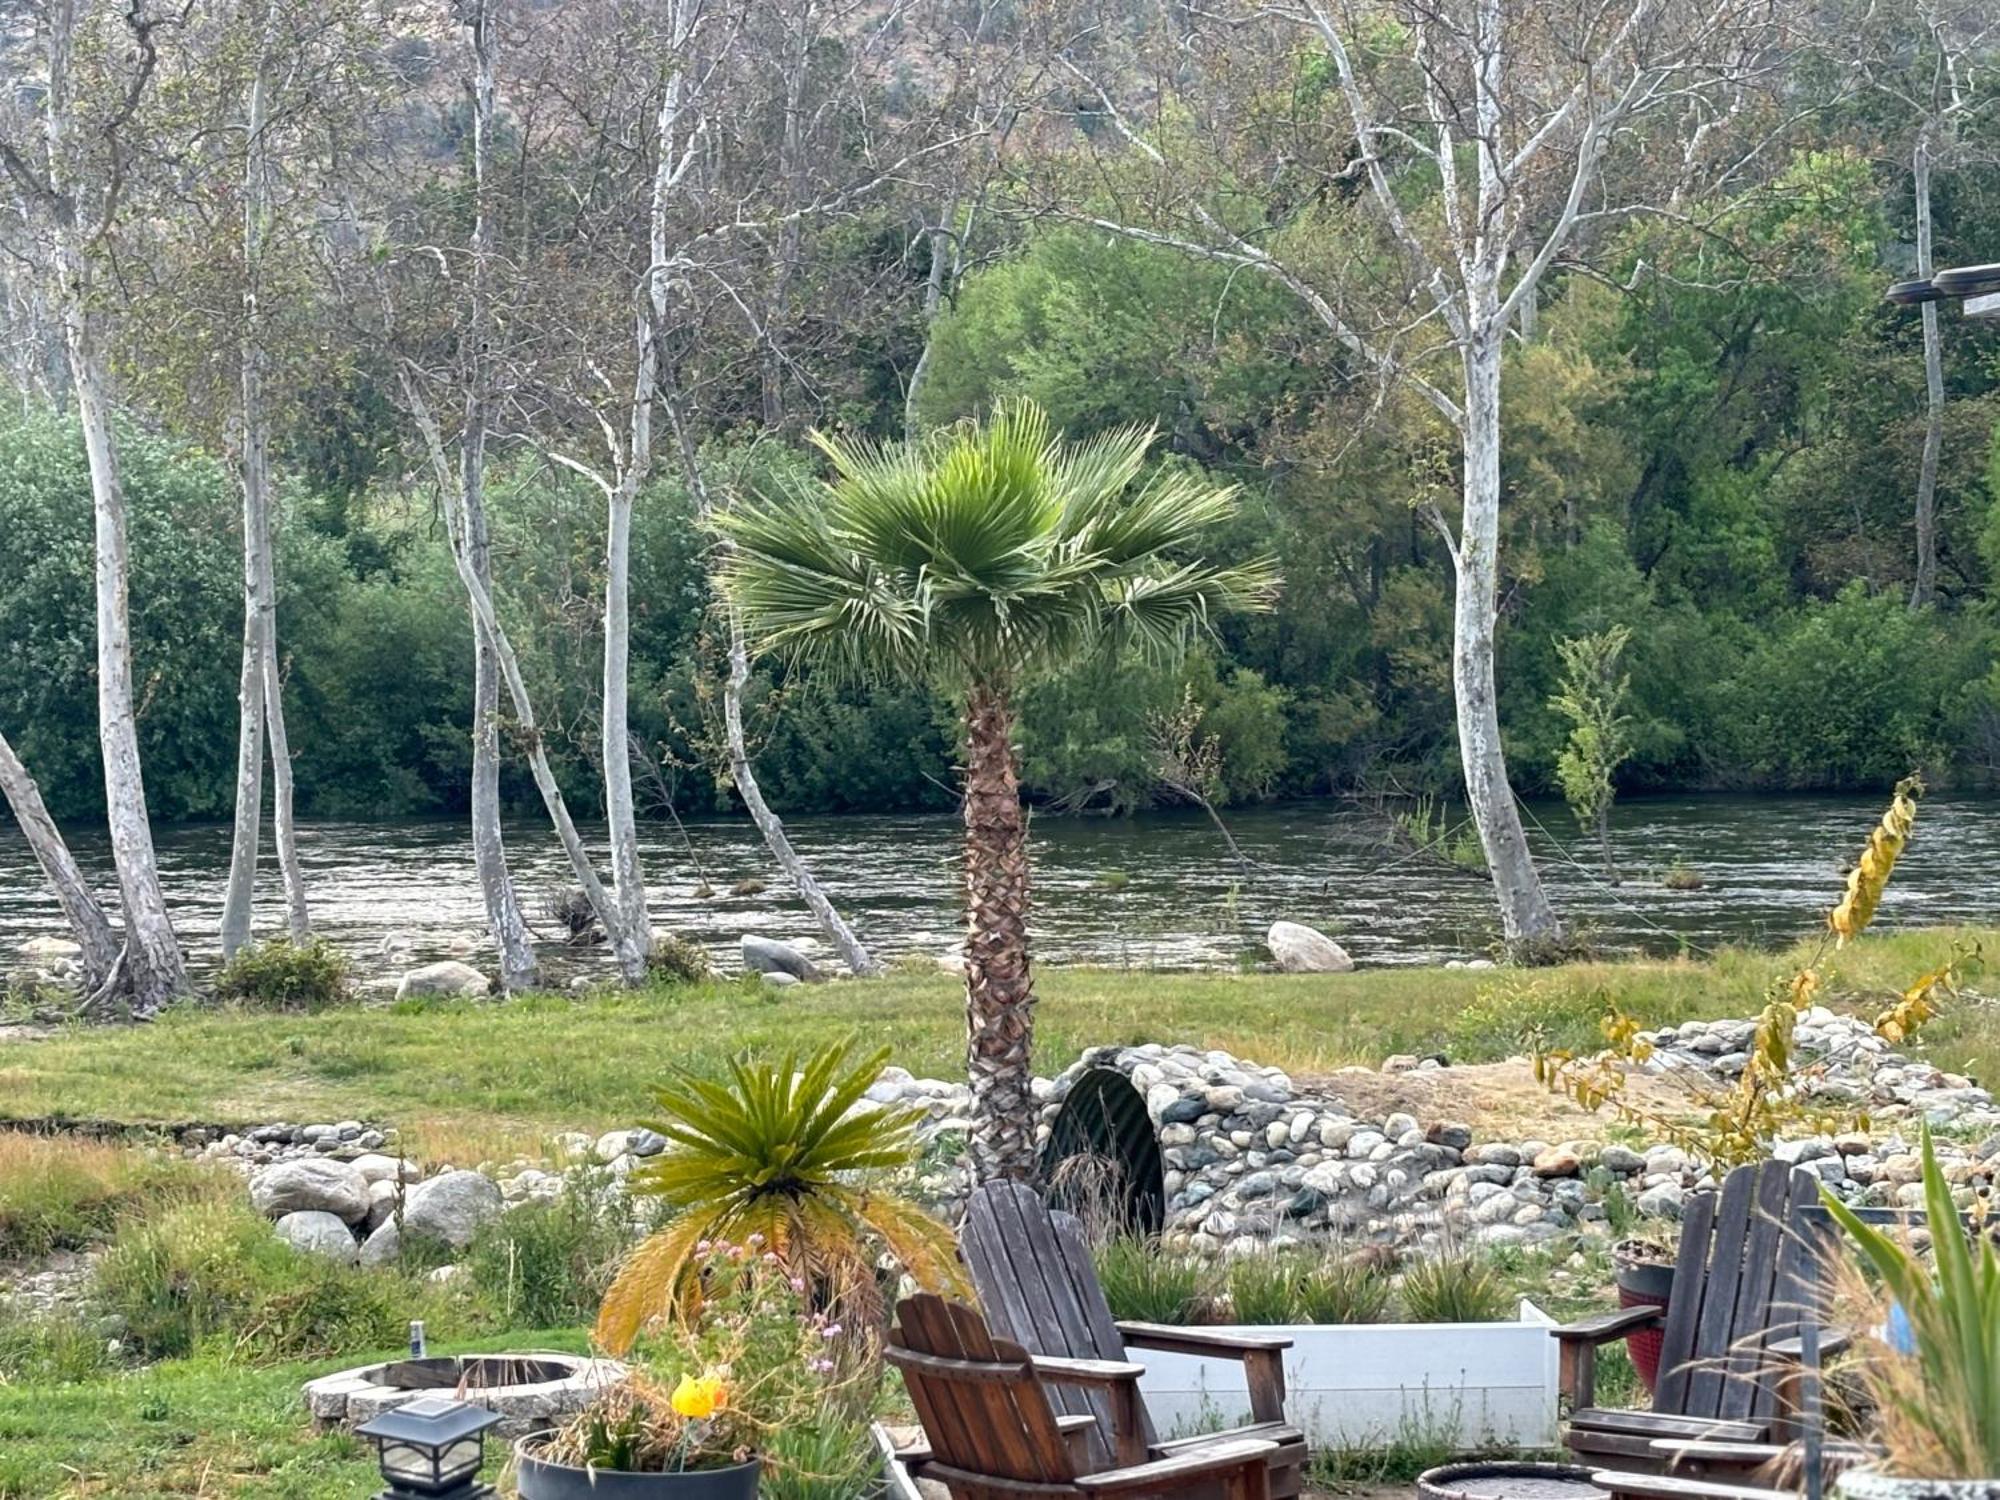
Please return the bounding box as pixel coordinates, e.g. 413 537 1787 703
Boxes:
0 1303 115 1384
0 1135 212 1259
1397 1251 1512 1324
1449 978 1615 1061
463 1173 631 1327
93 1201 409 1360
212 938 352 1011
1293 1251 1393 1326
1225 1252 1302 1324
646 933 714 984
760 1414 886 1500
1092 1237 1218 1324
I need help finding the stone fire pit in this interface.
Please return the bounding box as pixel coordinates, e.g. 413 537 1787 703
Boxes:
304 1351 625 1437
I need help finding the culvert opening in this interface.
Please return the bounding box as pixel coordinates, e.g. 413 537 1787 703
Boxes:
1040 1066 1166 1236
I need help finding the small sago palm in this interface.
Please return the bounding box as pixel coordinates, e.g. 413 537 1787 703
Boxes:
715 400 1277 1181
594 1041 960 1353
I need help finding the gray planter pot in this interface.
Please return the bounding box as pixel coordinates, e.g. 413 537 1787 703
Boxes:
1838 1469 2000 1500
513 1436 761 1500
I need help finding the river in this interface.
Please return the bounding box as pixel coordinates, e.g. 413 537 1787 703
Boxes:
1 794 1995 984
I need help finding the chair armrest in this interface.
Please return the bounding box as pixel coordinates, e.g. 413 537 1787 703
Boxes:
1076 1437 1278 1495
1029 1356 1150 1467
1116 1321 1294 1357
1117 1321 1291 1422
1031 1354 1149 1386
1553 1305 1666 1345
1767 1328 1853 1361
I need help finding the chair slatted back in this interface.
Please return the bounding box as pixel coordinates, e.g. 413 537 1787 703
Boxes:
887 1293 1080 1490
961 1179 1159 1465
1655 1161 1833 1422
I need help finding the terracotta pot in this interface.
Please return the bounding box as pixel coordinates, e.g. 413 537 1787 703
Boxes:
513 1435 761 1500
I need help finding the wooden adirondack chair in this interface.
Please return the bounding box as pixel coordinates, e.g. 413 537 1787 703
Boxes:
887 1293 1276 1500
1553 1160 1845 1472
959 1180 1309 1499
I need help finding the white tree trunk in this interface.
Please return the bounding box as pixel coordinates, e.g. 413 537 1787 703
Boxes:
261 631 309 942
224 0 308 955
461 0 536 993
601 484 650 981
1911 136 1942 611
1454 327 1561 950
0 726 120 991
41 0 186 1014
724 621 882 976
219 551 265 959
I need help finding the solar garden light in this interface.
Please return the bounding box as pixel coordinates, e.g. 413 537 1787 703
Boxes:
353 1396 502 1500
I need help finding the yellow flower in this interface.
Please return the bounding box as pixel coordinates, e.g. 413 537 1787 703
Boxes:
670 1372 726 1421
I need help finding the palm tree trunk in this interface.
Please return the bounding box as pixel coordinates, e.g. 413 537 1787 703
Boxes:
962 680 1036 1182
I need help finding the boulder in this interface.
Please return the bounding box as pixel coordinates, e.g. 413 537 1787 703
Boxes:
401 1170 503 1248
395 961 491 1000
741 935 823 983
1265 921 1354 974
275 1210 360 1263
351 1153 420 1186
358 1218 400 1268
249 1159 372 1223
363 1179 401 1233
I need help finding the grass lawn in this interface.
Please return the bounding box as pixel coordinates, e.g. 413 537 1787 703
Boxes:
0 927 1990 1498
3 926 1993 1163
0 1329 587 1499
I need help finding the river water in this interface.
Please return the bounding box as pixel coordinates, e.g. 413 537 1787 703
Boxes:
1 795 1995 983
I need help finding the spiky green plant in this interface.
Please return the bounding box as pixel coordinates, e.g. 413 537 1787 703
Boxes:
594 1041 961 1353
1822 1128 2000 1479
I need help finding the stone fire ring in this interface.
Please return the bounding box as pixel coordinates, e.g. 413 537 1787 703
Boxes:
305 1352 628 1438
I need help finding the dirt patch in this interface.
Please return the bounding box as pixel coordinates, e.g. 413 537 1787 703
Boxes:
1302 1057 1698 1143
0 1023 54 1043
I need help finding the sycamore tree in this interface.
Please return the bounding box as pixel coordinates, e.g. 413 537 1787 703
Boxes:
1058 0 1804 954
715 401 1277 1181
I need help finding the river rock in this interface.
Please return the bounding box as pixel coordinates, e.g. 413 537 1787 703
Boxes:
250 1159 372 1223
363 1179 401 1233
351 1153 420 1186
741 935 823 983
402 1170 503 1248
1265 921 1355 974
275 1210 360 1263
358 1218 401 1268
395 961 491 1000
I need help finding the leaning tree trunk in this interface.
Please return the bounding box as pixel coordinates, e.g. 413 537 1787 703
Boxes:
0 726 119 992
724 622 881 976
63 281 187 1015
1455 330 1562 953
1910 136 1943 611
961 680 1036 1182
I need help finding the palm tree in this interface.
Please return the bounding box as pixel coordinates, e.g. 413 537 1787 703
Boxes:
714 400 1278 1181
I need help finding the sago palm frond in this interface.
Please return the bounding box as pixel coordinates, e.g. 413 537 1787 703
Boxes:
594 1039 958 1353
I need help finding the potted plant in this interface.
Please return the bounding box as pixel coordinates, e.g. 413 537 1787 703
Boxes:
1822 1129 2000 1500
516 1244 872 1498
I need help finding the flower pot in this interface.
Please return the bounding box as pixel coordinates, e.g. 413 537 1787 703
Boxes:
1613 1241 1674 1396
513 1435 761 1500
1836 1468 2000 1500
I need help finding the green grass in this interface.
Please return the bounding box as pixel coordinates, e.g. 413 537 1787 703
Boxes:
0 1136 217 1260
0 1328 588 1499
0 928 1990 1160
